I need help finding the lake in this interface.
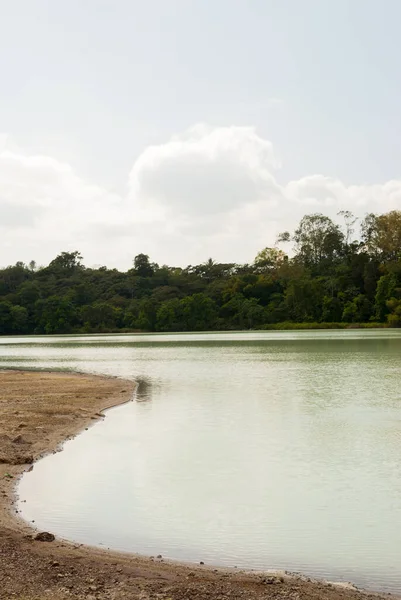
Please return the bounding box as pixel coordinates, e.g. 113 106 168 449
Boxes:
1 330 401 592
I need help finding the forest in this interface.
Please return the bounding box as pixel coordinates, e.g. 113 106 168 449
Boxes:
0 210 400 335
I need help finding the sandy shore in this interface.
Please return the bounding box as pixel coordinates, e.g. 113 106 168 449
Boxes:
0 369 397 600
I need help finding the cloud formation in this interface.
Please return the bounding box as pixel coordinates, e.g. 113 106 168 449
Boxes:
129 124 280 216
1 124 401 269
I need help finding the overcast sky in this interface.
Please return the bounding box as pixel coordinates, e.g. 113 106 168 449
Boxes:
1 0 401 269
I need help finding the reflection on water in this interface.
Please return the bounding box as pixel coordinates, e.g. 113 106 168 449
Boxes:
135 377 153 403
1 331 401 593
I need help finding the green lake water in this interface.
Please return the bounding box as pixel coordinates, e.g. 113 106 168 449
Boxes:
1 330 400 592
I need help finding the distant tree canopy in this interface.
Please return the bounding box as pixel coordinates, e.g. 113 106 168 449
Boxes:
1 210 401 335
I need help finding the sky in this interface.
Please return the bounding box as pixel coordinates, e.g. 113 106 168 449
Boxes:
1 0 401 269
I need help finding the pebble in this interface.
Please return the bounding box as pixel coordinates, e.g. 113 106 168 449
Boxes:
35 531 55 542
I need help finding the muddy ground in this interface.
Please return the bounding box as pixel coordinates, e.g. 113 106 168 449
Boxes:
0 370 397 600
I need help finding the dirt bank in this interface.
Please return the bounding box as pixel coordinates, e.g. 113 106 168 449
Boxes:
0 369 397 600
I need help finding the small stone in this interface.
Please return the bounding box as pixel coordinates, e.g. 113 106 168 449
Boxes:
262 576 277 585
200 561 204 565
157 554 162 559
21 455 34 464
12 434 27 444
35 531 55 542
51 561 60 567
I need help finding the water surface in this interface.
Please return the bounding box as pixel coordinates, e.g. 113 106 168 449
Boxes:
1 331 401 592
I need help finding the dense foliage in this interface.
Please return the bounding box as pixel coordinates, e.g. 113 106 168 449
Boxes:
1 211 401 334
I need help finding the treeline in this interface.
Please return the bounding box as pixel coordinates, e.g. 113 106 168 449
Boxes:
1 210 401 335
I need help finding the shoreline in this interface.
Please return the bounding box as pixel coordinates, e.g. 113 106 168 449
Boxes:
0 322 395 338
0 369 398 600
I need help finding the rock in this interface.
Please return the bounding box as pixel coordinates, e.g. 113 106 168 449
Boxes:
261 576 279 585
157 554 162 559
51 561 60 567
35 531 55 542
15 454 33 465
12 434 28 444
200 561 204 565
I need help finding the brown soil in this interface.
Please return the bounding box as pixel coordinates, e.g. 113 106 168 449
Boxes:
0 369 397 600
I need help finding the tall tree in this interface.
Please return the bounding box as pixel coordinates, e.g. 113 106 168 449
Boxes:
361 210 401 261
292 214 344 269
133 254 154 278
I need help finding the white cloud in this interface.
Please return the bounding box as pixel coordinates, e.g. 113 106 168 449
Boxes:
129 124 280 217
1 124 401 269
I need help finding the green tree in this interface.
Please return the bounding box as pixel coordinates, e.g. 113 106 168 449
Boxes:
254 247 287 273
342 295 373 323
10 305 29 333
180 294 218 330
156 299 183 331
386 298 401 327
133 254 155 278
288 213 344 270
1 209 401 335
374 273 397 321
322 296 343 322
0 301 12 334
47 251 83 274
81 302 121 331
36 296 78 334
362 211 401 261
